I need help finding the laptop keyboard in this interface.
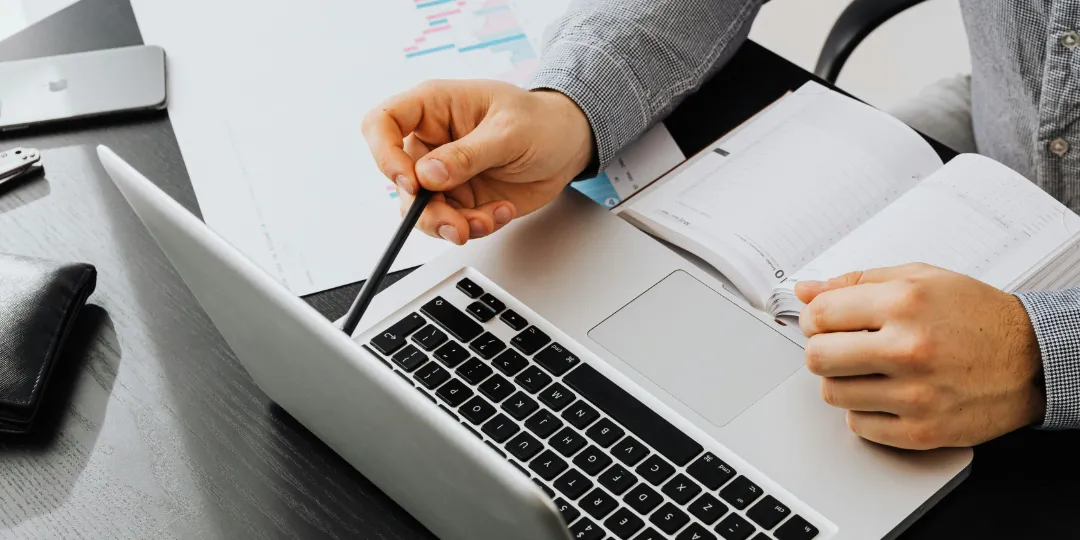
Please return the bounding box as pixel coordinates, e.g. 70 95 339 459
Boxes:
364 276 823 540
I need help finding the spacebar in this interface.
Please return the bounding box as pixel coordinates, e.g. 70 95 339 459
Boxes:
564 363 703 466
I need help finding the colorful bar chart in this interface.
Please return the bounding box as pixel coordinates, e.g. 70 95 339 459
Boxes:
402 0 539 84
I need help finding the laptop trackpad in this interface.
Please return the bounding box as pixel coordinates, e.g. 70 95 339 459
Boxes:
588 271 805 428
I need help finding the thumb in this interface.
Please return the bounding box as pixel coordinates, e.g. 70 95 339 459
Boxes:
414 121 516 191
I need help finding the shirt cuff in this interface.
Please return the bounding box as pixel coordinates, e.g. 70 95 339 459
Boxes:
528 39 650 175
1015 289 1080 429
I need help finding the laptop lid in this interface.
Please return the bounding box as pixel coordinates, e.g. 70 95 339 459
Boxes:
97 145 570 540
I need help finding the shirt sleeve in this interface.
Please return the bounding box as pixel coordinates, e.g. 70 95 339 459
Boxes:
527 0 766 173
1015 289 1080 429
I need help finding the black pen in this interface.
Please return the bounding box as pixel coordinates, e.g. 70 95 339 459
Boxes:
341 188 434 336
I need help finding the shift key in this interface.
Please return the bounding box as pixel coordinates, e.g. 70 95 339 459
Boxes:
422 296 483 342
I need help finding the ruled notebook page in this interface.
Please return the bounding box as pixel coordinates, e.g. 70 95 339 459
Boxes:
770 154 1080 316
626 82 943 307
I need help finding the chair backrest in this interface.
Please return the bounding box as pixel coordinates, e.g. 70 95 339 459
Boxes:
815 0 930 83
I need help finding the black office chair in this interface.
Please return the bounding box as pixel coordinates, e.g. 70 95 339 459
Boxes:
815 0 930 83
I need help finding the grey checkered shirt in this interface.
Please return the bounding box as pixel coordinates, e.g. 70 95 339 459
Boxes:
529 0 1080 430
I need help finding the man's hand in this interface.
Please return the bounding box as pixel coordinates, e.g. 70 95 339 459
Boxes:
362 79 594 245
795 263 1045 450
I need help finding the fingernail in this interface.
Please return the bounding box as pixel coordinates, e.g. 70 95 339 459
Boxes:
395 174 415 196
468 219 486 238
438 225 460 245
494 205 513 225
417 159 449 186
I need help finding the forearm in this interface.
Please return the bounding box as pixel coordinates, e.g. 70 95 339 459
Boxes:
1015 288 1080 429
528 0 765 172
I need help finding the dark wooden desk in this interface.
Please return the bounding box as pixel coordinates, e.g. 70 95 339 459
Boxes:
1 1 1077 538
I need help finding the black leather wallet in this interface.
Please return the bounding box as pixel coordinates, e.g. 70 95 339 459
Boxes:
0 254 96 434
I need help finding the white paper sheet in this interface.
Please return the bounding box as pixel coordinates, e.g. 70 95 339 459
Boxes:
0 0 81 41
128 0 683 295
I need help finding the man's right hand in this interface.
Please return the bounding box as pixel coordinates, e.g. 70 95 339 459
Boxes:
362 79 595 245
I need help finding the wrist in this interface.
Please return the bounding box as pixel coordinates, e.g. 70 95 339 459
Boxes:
531 89 596 179
1007 295 1046 426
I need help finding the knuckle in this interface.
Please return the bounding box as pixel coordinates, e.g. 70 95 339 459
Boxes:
446 144 476 173
904 422 941 450
895 331 934 367
807 300 830 332
898 384 932 412
890 281 926 313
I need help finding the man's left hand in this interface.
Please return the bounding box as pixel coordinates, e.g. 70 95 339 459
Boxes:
796 263 1045 450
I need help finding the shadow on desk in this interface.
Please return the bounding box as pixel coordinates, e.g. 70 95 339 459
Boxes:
0 305 118 526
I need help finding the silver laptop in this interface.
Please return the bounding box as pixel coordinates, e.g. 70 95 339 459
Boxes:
98 144 972 540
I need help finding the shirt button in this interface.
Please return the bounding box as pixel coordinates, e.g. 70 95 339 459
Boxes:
1062 31 1080 49
1050 138 1071 156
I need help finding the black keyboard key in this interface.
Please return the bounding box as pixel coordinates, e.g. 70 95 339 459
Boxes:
636 455 676 486
512 325 551 355
719 476 763 510
570 518 605 540
539 383 576 411
632 528 665 540
414 362 450 389
370 313 426 354
747 496 790 530
492 349 529 376
774 515 818 540
585 418 625 448
456 278 484 299
649 503 690 535
529 450 569 481
573 445 613 476
566 364 704 466
466 301 498 322
605 508 645 539
551 427 588 457
581 488 619 520
598 464 637 495
688 493 728 525
562 401 600 429
751 535 770 540
612 436 650 467
500 309 528 331
457 357 494 385
460 396 497 425
525 409 563 439
481 413 521 443
554 498 581 525
677 523 717 540
469 331 506 360
688 453 737 490
624 484 664 515
479 374 515 403
501 392 539 420
479 293 506 313
515 365 553 393
391 345 427 372
434 341 470 368
421 297 482 342
411 324 448 351
554 469 594 500
662 473 702 505
535 342 581 376
506 432 543 462
716 514 755 540
436 379 473 407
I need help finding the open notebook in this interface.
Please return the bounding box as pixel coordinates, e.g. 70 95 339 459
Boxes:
623 82 1080 318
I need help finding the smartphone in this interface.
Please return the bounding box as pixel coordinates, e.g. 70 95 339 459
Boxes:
0 45 167 131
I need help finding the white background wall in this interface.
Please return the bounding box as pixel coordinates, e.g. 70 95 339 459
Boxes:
749 0 972 109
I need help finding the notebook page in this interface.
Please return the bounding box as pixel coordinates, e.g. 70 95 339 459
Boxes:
628 83 943 307
770 154 1080 315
